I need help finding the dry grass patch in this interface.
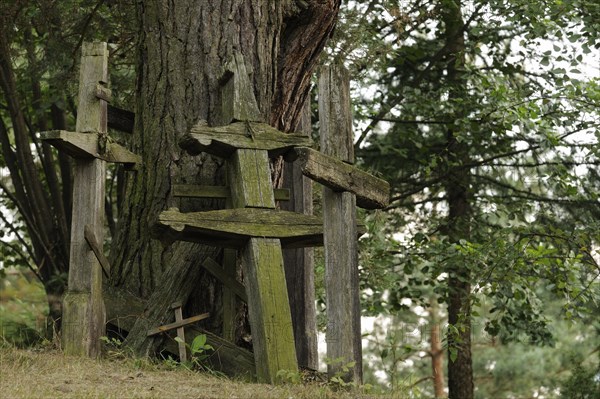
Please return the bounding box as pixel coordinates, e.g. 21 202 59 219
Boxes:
0 346 398 399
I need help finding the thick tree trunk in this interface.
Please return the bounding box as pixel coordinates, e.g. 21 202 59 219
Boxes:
109 1 339 357
441 1 474 398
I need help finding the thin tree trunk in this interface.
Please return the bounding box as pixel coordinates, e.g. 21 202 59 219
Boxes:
441 1 474 398
430 301 446 398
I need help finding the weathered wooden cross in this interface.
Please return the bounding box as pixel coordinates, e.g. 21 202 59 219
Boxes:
40 42 139 357
153 56 389 383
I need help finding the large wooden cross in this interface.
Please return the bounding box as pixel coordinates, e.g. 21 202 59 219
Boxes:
153 56 389 382
41 42 139 357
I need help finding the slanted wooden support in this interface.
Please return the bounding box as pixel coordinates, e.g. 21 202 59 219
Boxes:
60 42 109 358
320 64 363 382
201 258 247 302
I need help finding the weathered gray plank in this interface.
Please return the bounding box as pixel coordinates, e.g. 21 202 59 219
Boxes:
291 147 390 210
282 100 318 370
41 130 140 168
147 312 210 336
61 42 108 358
320 64 363 382
179 121 311 158
153 207 324 249
171 303 187 362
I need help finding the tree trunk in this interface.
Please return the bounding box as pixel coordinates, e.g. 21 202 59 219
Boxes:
109 1 340 357
441 1 474 398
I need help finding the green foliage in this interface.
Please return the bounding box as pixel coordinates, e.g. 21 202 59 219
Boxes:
174 334 214 372
560 362 600 399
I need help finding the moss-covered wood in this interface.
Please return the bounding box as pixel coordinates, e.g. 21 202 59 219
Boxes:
201 258 247 302
179 121 311 158
153 207 324 249
291 146 390 210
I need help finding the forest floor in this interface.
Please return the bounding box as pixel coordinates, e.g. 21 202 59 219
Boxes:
0 345 397 399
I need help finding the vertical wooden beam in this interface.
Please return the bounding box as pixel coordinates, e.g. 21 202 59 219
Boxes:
62 42 108 357
172 302 188 363
319 64 362 382
228 148 297 383
282 99 318 370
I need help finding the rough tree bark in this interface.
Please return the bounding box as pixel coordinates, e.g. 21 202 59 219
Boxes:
109 1 340 357
442 1 474 398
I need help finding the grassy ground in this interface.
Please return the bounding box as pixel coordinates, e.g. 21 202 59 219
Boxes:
0 345 399 399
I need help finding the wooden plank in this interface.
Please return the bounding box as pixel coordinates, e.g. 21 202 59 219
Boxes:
220 248 238 342
153 207 324 249
201 258 247 302
220 52 262 123
61 42 108 358
241 238 298 383
147 312 210 336
107 104 134 133
282 100 318 370
292 147 390 210
319 64 363 383
83 225 110 278
41 130 140 167
172 184 290 201
171 303 187 362
179 121 311 158
228 149 275 208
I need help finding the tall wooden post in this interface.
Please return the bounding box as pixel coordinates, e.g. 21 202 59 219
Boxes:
282 100 318 370
61 42 108 357
319 64 363 382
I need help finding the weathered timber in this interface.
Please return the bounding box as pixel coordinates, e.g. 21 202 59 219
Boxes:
221 248 238 342
41 130 140 168
220 52 263 123
170 302 187 362
172 184 290 201
179 121 311 158
147 312 210 336
282 100 318 370
320 64 363 382
242 238 297 383
201 258 247 302
94 83 112 103
61 42 107 358
103 286 255 378
291 147 390 210
226 114 297 382
153 207 324 249
83 225 110 278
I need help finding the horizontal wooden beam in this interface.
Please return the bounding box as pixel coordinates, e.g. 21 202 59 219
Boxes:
153 207 325 249
202 258 247 302
172 184 290 201
290 147 390 210
40 130 140 168
107 105 134 133
179 121 311 158
147 312 210 336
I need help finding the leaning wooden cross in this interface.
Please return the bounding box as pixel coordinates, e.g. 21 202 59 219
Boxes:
40 42 139 357
153 55 389 383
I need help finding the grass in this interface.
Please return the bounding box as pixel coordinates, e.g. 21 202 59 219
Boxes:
0 344 401 399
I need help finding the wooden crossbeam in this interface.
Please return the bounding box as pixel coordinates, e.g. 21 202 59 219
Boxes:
147 312 210 337
41 130 140 168
172 184 290 201
153 207 325 249
289 147 390 210
179 121 311 158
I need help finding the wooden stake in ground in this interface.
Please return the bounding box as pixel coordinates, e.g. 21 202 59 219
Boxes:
319 64 363 382
61 43 109 357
